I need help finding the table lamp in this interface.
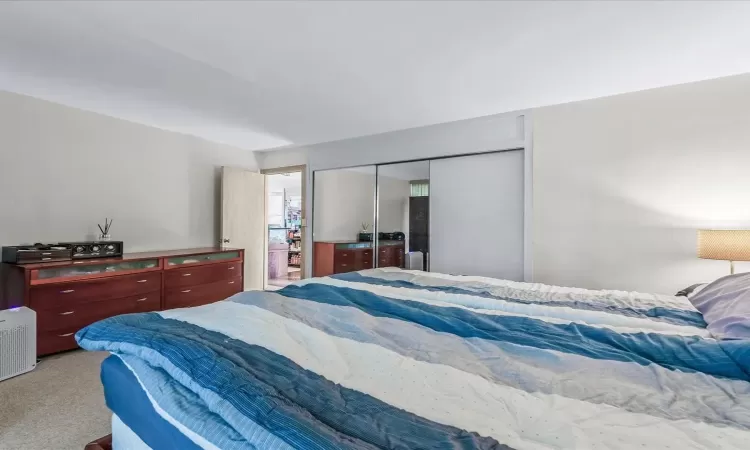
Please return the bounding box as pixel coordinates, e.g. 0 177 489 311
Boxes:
697 229 750 274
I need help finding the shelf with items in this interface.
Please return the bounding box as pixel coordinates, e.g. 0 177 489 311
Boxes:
288 251 302 267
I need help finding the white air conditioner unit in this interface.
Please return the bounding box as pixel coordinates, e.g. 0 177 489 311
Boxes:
0 307 36 382
405 251 424 271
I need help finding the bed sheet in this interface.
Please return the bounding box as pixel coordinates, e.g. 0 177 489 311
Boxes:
112 414 150 450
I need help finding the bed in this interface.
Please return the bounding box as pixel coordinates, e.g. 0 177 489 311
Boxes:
76 268 750 450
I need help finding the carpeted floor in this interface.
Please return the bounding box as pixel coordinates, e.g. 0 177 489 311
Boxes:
0 350 110 450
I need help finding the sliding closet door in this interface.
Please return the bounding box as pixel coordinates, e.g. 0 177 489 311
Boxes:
429 151 524 280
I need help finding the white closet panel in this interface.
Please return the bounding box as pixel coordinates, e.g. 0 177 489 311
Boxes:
429 151 524 280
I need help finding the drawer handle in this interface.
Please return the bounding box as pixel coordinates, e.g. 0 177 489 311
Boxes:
181 289 191 293
60 289 75 294
341 263 348 267
342 253 348 256
182 273 192 277
59 311 75 316
58 332 75 337
136 297 148 302
228 281 235 284
228 266 235 270
136 279 148 283
42 257 52 261
42 252 52 256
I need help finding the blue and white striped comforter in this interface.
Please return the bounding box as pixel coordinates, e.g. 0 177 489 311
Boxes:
77 268 750 450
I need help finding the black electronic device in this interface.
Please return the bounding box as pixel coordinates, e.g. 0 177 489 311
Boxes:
59 241 124 259
379 232 405 241
358 232 373 242
1 243 72 264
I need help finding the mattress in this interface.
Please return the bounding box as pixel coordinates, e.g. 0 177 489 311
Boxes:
79 268 750 450
112 414 150 450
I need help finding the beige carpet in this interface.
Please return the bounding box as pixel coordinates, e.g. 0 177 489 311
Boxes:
0 350 111 450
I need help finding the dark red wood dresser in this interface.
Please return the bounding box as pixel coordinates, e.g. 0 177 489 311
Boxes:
313 241 404 277
0 247 244 356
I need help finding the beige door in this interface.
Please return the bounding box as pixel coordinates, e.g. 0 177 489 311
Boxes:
221 167 267 290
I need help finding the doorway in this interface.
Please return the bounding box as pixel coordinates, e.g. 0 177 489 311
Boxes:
262 165 307 289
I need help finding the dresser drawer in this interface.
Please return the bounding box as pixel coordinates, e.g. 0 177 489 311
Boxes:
36 291 161 332
30 272 162 311
164 277 242 310
334 250 356 264
394 249 404 268
165 262 241 289
38 330 79 355
378 247 392 257
334 261 356 273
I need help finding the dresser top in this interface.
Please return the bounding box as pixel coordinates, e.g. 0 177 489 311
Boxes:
7 247 242 270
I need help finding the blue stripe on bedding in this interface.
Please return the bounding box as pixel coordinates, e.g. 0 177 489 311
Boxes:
332 272 707 328
78 313 512 450
277 283 749 381
231 292 750 429
101 355 201 450
117 353 281 450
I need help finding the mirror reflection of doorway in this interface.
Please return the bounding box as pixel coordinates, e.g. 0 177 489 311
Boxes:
264 168 305 289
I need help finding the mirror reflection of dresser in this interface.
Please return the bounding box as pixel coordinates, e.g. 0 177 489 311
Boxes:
313 239 404 277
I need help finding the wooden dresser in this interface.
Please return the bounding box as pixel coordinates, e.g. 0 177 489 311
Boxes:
313 241 404 277
0 247 244 356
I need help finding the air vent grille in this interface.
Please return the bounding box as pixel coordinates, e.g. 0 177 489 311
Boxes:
0 308 36 381
0 325 28 379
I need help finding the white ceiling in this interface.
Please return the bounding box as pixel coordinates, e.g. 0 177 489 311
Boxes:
1 1 749 151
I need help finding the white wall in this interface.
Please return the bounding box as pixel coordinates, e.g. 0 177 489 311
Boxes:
0 90 258 252
306 114 525 171
533 74 750 294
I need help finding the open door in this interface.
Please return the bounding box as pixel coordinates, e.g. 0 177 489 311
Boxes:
261 165 307 286
221 166 266 290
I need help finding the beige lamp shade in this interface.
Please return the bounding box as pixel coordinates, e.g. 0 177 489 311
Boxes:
697 230 750 261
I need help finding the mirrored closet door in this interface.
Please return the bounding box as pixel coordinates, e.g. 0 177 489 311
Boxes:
311 150 525 281
312 166 376 277
429 150 524 280
376 161 430 271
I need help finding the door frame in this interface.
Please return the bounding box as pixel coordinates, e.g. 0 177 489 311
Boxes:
261 165 308 288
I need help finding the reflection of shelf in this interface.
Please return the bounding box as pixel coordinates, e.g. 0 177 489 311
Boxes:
291 237 301 241
288 249 301 253
289 263 300 267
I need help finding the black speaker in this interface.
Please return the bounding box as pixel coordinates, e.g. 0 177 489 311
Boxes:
59 241 124 259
